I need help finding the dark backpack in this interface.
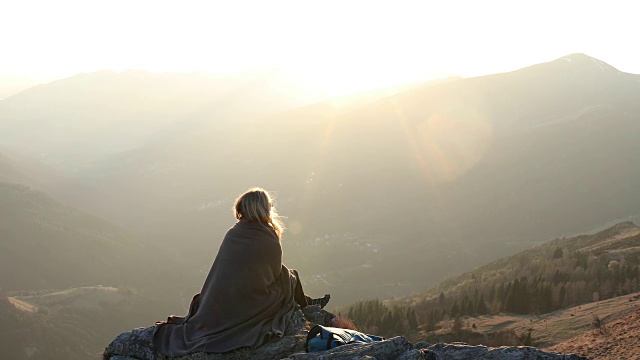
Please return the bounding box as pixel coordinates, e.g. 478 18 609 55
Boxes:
305 325 384 352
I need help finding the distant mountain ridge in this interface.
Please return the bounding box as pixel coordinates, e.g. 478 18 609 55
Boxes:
1 54 640 307
0 69 324 168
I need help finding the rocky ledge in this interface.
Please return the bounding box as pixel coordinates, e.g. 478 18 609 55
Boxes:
104 307 587 360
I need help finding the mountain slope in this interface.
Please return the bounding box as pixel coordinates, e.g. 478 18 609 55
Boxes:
335 222 639 345
416 291 640 350
374 222 640 346
0 151 29 184
0 286 168 360
0 181 179 291
546 300 640 359
403 220 639 297
0 147 66 188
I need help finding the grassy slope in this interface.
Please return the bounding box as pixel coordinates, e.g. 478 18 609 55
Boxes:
546 295 640 359
426 291 640 348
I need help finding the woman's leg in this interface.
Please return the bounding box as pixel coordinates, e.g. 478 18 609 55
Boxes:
290 269 330 308
291 269 309 307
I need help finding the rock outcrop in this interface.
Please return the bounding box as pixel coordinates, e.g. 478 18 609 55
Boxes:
104 306 587 360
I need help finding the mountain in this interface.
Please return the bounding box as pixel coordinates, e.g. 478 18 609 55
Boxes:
2 54 639 307
0 69 323 169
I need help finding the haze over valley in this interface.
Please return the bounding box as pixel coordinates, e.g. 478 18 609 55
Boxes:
4 53 640 302
2 2 640 358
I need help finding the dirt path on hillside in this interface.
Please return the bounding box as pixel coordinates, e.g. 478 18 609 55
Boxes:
8 297 37 312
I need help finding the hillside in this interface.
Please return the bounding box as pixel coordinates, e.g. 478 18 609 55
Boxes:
546 297 640 359
0 147 60 186
0 177 220 359
0 181 185 291
423 291 640 349
399 222 639 311
402 221 640 305
0 286 162 360
0 151 29 184
333 222 633 349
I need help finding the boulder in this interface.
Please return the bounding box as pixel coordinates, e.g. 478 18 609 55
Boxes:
103 306 587 360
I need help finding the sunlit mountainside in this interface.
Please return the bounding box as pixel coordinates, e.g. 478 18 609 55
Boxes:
395 221 640 318
337 222 639 355
1 53 640 359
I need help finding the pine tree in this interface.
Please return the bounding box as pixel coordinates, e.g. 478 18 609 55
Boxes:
553 246 564 259
475 294 489 315
460 297 468 316
451 316 463 335
407 308 418 330
450 300 460 317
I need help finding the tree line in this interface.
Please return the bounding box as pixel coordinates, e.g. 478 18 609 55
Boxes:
339 298 418 338
340 226 640 340
414 246 639 328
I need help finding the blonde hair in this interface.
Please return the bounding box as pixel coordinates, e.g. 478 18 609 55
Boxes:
233 187 285 238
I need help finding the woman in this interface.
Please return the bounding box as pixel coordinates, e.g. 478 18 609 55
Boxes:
153 188 330 356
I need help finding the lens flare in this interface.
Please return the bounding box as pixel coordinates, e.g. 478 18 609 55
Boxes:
393 97 492 183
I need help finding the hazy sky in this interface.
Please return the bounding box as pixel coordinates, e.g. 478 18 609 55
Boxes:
1 0 638 97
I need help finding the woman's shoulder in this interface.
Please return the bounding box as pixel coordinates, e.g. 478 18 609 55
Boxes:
228 221 279 242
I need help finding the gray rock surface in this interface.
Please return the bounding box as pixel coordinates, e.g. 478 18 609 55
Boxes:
424 343 587 359
104 306 587 360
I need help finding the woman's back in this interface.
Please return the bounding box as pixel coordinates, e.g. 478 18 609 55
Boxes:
153 188 328 356
153 192 298 356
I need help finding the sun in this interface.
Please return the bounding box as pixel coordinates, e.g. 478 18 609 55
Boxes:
285 58 449 97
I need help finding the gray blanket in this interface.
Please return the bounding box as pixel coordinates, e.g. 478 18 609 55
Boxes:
153 221 297 356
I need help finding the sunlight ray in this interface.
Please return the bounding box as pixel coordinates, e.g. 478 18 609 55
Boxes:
391 95 493 183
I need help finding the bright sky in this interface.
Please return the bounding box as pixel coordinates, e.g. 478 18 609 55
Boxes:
1 0 638 98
